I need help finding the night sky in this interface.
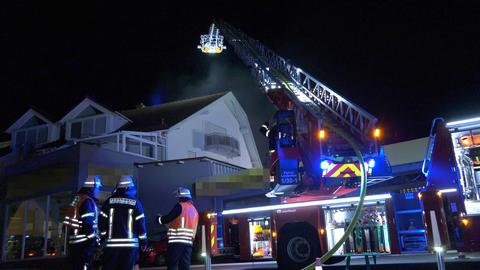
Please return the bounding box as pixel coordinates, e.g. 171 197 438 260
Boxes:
2 1 480 147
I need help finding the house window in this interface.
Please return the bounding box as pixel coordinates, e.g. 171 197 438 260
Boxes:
83 119 94 137
95 117 106 135
126 138 141 154
69 115 107 139
14 125 49 150
204 133 241 158
4 201 23 260
142 144 154 158
15 131 26 148
2 193 71 261
124 134 158 159
27 129 36 146
37 126 48 144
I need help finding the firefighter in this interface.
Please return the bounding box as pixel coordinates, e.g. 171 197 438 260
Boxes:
99 175 147 270
157 187 199 270
63 175 102 270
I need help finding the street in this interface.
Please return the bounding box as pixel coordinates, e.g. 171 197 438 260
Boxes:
143 261 277 270
142 252 480 270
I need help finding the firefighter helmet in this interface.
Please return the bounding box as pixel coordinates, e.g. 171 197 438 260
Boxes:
82 175 102 188
175 187 192 199
116 175 135 189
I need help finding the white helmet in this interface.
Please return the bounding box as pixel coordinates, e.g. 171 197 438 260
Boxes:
175 187 192 199
117 175 135 189
82 175 102 188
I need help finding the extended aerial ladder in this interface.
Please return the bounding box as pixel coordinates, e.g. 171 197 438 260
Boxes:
198 22 391 268
207 22 376 141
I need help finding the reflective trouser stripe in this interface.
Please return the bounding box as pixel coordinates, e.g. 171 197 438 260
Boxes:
81 212 95 218
168 239 192 245
106 238 138 243
168 231 194 235
169 228 194 232
169 237 193 241
128 209 133 239
105 237 139 248
63 221 82 228
69 237 88 244
175 228 194 232
70 234 86 239
105 243 139 248
108 208 114 239
168 228 194 239
63 218 82 227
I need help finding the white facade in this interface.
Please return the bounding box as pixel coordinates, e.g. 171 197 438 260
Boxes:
166 92 261 168
3 93 262 169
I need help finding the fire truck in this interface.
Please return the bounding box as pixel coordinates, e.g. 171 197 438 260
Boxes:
419 118 480 254
197 22 393 269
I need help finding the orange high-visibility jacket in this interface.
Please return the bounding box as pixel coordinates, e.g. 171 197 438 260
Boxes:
63 194 98 245
167 201 199 245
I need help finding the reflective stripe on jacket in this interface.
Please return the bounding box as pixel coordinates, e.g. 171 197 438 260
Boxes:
167 201 199 245
99 194 147 248
63 194 98 245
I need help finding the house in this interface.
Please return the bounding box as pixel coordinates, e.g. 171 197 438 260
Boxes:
0 91 264 263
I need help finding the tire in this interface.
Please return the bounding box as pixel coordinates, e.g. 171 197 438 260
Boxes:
277 224 321 270
155 253 166 266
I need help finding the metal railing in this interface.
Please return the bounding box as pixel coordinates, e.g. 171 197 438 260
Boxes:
76 131 167 161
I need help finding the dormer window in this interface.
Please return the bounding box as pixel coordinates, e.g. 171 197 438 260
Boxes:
69 115 107 139
6 110 56 152
66 104 108 139
61 98 130 141
14 125 49 149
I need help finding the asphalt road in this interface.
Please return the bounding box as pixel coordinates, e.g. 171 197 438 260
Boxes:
142 252 480 270
142 260 277 270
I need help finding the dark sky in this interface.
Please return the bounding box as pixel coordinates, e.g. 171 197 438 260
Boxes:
2 1 480 147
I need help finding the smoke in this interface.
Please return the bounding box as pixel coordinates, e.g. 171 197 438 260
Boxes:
171 53 276 166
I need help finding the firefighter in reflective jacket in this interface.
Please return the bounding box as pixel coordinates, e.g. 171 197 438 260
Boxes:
157 187 199 270
63 175 102 270
99 175 147 270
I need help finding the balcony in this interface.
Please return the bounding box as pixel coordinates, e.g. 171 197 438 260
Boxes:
76 131 167 160
205 133 240 158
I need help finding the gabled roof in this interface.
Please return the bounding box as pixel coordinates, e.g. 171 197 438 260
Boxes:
59 97 129 123
120 92 227 132
5 109 54 134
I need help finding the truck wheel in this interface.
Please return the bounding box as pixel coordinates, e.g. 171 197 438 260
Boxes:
277 224 321 270
155 253 166 266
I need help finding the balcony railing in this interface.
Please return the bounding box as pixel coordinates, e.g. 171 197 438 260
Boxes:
205 132 240 158
76 131 167 160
